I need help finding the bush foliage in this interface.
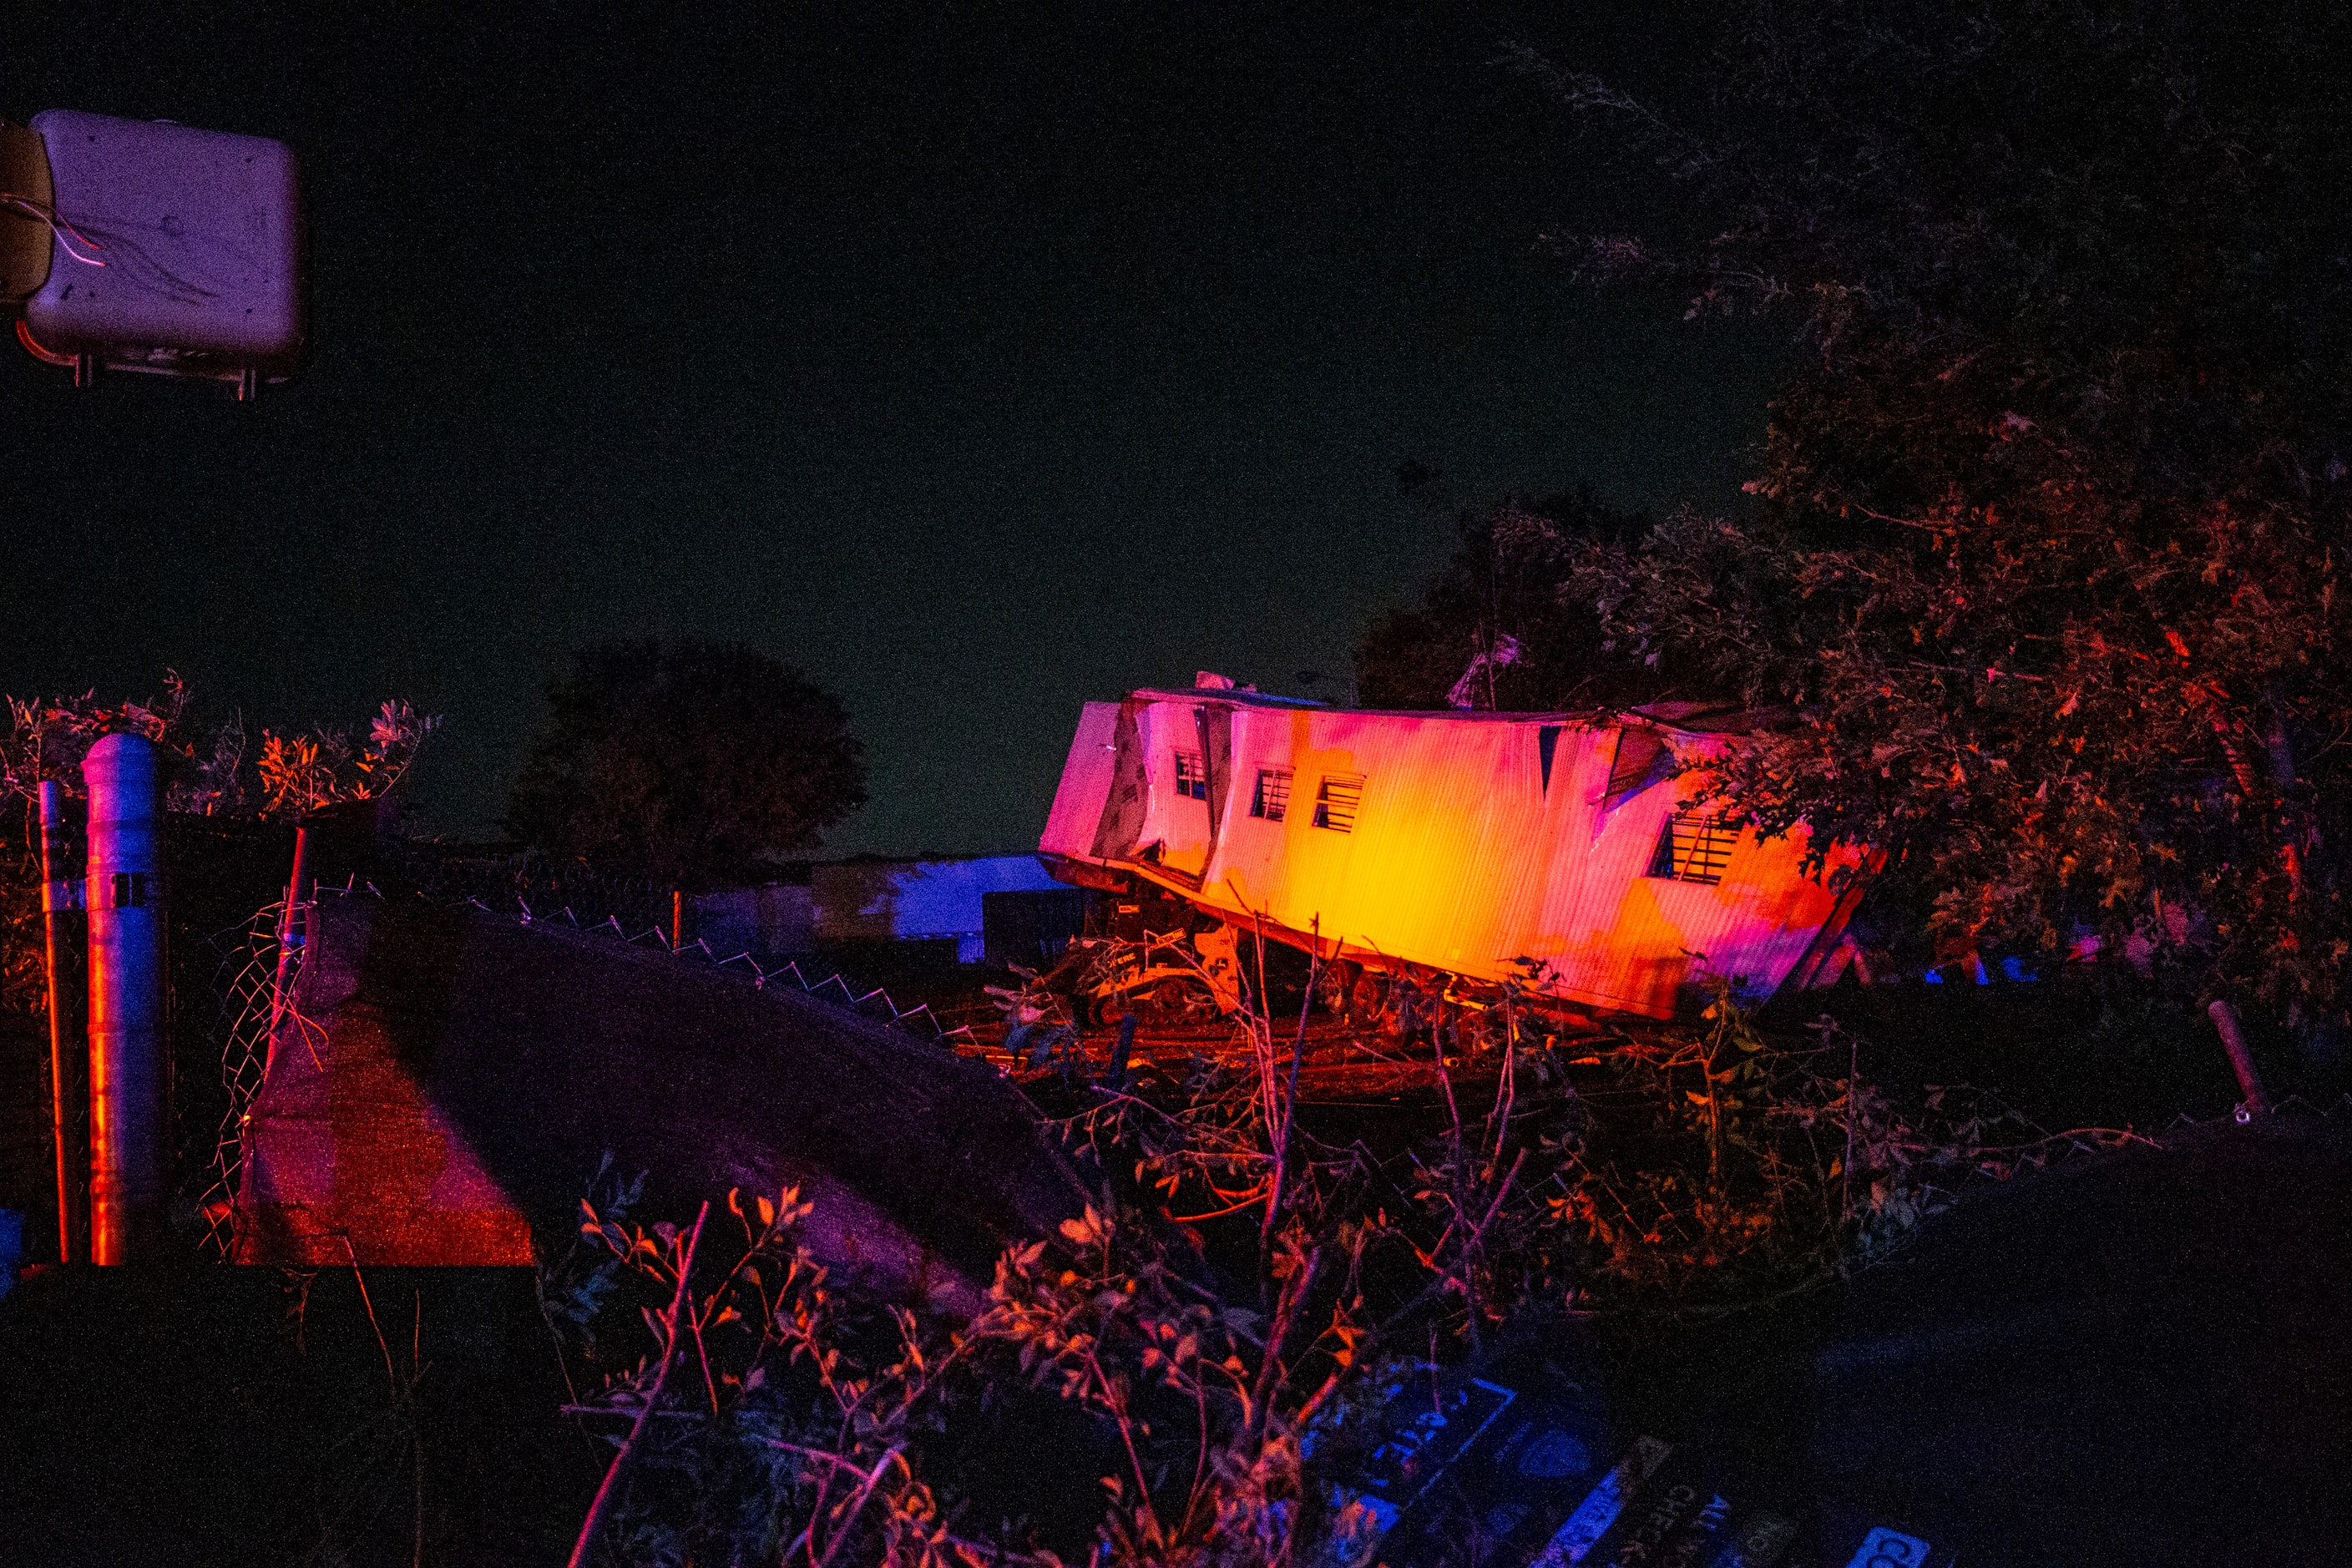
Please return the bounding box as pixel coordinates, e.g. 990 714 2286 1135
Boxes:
1435 2 2352 1035
545 943 2119 1566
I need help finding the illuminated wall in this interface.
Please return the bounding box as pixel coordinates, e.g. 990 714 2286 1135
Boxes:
1040 691 1864 1018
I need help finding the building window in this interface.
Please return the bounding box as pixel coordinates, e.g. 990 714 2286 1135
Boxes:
1313 773 1364 832
1174 750 1209 801
1250 768 1292 822
1646 809 1739 886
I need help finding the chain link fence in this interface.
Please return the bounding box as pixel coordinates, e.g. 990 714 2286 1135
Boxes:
193 878 976 1259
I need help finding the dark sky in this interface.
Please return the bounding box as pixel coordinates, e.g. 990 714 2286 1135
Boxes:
3 3 1776 857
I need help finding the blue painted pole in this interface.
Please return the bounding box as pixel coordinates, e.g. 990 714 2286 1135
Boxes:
83 733 167 1264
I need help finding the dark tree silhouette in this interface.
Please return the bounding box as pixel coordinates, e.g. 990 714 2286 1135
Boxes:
1496 1 2352 1035
505 640 865 888
1356 479 1659 712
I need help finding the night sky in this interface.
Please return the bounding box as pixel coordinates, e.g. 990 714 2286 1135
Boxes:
3 3 1776 856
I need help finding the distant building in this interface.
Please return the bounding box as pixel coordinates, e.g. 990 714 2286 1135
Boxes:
1038 684 1872 1019
694 855 1065 964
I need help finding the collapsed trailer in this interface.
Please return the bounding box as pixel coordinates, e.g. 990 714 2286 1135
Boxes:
1037 682 1871 1020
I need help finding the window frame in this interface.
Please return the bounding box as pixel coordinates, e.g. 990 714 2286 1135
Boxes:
1173 749 1210 802
1312 772 1365 832
1644 808 1739 886
1250 766 1292 822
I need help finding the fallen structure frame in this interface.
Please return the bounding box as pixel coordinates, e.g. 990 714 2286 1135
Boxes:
1038 685 1872 1020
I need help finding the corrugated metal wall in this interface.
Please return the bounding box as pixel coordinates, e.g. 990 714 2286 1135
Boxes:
1040 701 1119 857
1041 691 1864 1018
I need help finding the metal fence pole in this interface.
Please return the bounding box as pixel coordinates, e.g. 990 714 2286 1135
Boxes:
83 733 167 1264
39 781 85 1263
266 825 311 1072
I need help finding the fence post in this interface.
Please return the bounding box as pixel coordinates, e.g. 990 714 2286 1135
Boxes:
265 825 311 1074
39 780 85 1264
83 733 167 1264
2208 999 2272 1118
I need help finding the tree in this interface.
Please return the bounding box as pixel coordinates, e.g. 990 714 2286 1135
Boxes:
1355 477 1665 712
505 640 866 889
1487 2 2352 1037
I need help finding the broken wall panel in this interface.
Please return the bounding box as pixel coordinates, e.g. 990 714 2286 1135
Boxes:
1044 701 1121 862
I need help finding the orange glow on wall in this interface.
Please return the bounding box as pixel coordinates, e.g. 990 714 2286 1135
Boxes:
1040 690 1869 1019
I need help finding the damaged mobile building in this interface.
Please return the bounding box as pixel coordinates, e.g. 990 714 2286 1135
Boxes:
1038 680 1873 1020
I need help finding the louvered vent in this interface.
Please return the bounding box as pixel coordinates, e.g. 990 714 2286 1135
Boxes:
1646 809 1738 885
1313 774 1364 832
1251 768 1292 822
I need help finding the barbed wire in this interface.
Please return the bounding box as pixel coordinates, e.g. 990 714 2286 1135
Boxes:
394 846 675 933
498 889 976 1042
